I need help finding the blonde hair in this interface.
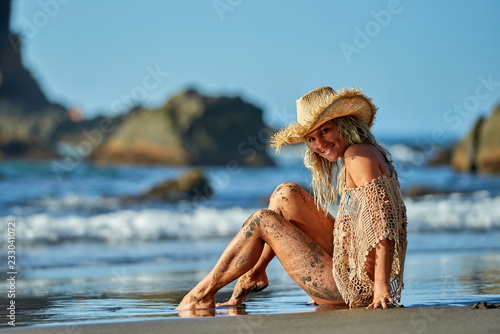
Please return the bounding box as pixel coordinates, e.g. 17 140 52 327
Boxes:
303 116 395 212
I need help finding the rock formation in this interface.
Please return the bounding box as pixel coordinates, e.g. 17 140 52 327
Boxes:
451 104 500 174
124 168 213 203
0 0 69 157
0 1 274 166
143 168 212 202
0 1 52 111
92 89 274 166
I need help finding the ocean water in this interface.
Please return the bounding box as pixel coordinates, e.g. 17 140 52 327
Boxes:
1 140 500 327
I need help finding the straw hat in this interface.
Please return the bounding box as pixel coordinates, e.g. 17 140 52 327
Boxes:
270 86 377 150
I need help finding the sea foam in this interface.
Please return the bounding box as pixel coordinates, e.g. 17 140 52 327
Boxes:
2 191 500 245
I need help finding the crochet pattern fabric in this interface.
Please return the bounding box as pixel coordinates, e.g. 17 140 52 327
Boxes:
333 175 407 307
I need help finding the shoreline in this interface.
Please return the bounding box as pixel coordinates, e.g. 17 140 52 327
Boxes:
2 304 499 334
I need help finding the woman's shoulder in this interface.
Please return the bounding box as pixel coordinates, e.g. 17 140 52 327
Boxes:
344 144 391 187
343 144 381 172
343 144 381 160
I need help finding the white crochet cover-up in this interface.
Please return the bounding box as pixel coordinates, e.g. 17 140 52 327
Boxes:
333 174 408 307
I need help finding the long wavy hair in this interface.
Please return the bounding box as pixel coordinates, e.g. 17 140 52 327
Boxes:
303 116 395 212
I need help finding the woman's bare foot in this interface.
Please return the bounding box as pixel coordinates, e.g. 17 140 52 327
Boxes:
216 271 269 306
175 290 216 311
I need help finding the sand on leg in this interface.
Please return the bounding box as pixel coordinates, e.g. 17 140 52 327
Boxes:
218 182 335 306
175 208 344 311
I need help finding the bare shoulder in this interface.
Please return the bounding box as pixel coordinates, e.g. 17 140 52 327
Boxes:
344 144 380 159
344 144 390 187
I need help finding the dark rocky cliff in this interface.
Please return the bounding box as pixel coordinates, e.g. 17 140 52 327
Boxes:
0 0 69 157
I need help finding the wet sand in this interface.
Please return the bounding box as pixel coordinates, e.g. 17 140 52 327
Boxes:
3 305 499 334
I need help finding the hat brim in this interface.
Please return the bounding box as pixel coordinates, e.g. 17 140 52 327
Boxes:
270 89 376 150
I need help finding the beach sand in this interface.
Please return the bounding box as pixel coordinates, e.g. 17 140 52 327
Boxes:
3 305 499 334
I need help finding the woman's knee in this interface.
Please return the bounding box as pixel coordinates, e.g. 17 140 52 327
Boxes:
270 182 305 204
242 209 284 233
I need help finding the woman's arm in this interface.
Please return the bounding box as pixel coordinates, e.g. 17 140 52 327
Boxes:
366 239 398 309
344 145 398 309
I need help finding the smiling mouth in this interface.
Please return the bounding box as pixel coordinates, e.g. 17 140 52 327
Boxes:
322 145 334 155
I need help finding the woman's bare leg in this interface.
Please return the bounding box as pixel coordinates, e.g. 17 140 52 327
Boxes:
218 183 334 306
175 208 344 311
216 244 273 306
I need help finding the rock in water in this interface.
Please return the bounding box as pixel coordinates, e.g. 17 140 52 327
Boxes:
476 105 500 173
136 168 212 203
92 89 274 166
452 105 500 174
451 117 485 173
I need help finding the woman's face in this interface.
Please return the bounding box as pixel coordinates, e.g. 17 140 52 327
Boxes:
305 121 348 162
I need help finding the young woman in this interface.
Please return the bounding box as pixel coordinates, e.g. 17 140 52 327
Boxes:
175 86 407 311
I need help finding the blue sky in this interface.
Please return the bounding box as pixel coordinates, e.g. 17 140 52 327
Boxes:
9 0 500 140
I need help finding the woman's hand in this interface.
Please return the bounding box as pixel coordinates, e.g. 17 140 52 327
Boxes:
366 281 398 309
